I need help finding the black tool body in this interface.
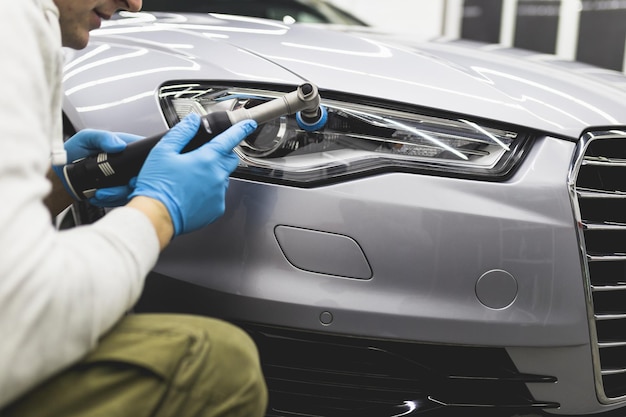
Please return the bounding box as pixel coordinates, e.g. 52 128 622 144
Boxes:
63 83 324 200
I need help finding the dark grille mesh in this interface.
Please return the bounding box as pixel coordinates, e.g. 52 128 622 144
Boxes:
242 324 557 416
574 131 626 400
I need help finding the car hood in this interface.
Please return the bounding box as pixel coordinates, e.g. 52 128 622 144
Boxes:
66 12 626 138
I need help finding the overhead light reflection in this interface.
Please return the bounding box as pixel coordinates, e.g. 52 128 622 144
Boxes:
390 400 418 417
343 107 469 161
281 38 393 58
386 119 469 161
95 12 290 37
507 94 584 127
210 13 291 30
93 25 173 36
63 44 110 72
114 11 157 24
75 91 154 112
264 55 524 111
102 35 195 50
63 49 148 82
201 33 229 39
165 23 288 35
65 62 201 96
473 66 620 124
460 119 511 151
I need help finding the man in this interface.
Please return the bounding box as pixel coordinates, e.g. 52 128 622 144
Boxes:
0 0 268 416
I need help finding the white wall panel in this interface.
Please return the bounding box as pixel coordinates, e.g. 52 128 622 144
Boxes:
329 0 446 39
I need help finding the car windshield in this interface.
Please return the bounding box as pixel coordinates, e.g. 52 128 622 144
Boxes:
141 0 368 26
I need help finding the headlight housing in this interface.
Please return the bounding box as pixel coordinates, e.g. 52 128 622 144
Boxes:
159 83 531 185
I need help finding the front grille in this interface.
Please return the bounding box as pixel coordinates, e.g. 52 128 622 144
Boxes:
572 129 626 401
241 323 558 416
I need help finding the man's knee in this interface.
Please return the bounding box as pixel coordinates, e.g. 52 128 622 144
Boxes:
3 314 267 417
135 314 268 416
200 318 268 415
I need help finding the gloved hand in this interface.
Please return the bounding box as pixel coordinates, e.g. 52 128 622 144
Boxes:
53 129 142 207
129 114 257 236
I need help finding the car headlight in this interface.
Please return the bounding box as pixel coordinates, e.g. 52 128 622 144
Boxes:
159 83 531 185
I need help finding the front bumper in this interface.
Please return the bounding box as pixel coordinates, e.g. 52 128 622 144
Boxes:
141 133 626 415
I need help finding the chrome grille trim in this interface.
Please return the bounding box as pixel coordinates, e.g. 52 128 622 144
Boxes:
595 314 626 321
592 286 626 292
577 188 626 198
583 158 626 167
588 254 626 262
603 368 626 376
599 341 626 348
570 129 626 403
583 222 626 231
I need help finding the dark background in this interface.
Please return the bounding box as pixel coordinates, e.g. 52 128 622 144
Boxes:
460 0 626 72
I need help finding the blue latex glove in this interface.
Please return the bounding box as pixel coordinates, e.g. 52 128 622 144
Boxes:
53 129 142 207
129 114 257 236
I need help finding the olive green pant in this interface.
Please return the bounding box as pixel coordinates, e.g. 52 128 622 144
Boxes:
2 314 268 417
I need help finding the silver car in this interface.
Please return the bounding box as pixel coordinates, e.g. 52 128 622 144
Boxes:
61 10 626 417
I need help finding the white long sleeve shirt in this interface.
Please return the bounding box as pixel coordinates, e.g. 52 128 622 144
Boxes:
0 0 160 407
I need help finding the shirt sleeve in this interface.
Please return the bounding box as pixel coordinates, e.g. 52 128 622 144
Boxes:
0 0 160 407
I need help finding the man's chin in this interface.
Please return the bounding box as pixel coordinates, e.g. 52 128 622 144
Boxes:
62 35 90 50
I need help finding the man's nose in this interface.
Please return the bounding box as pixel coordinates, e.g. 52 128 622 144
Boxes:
118 0 142 12
128 0 141 12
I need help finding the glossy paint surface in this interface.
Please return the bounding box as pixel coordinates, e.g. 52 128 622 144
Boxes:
63 12 626 139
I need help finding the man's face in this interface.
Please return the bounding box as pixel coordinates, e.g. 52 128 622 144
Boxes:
53 0 142 49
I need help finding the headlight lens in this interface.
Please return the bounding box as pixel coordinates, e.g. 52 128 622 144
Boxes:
159 84 531 185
